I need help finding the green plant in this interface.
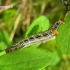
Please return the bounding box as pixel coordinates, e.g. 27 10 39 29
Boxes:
0 0 70 70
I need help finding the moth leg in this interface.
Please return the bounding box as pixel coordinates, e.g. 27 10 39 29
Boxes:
15 46 19 50
52 30 59 35
59 20 65 24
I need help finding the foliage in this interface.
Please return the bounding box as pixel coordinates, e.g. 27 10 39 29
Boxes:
0 49 51 70
0 0 70 70
0 29 11 50
56 13 70 54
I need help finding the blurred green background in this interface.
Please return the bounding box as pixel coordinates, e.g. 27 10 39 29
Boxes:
0 0 70 70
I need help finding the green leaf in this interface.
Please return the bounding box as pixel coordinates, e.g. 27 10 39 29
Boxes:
56 13 70 54
40 39 56 51
0 32 3 43
2 9 16 32
3 9 16 24
40 39 60 65
49 50 60 65
0 48 51 70
0 42 8 50
0 29 11 50
0 51 6 56
25 16 49 37
24 16 49 48
39 68 46 70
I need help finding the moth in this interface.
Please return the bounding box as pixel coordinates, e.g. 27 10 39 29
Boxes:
5 19 64 53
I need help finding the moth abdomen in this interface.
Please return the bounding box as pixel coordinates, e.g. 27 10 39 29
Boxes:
24 39 29 43
43 31 49 37
52 21 61 30
5 45 16 53
35 34 42 39
5 19 64 53
29 36 35 41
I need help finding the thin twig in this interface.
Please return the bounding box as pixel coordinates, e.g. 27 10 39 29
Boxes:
0 4 14 13
40 1 46 14
62 0 70 17
10 13 21 41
